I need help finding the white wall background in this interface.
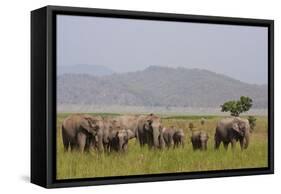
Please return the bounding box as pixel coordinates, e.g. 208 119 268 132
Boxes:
0 0 279 193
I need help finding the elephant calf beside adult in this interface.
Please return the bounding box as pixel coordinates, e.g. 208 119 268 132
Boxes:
215 117 251 150
95 116 137 152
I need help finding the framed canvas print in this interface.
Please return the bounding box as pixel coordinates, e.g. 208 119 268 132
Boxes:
31 5 274 188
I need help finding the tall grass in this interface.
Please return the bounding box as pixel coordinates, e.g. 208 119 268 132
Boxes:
56 114 268 179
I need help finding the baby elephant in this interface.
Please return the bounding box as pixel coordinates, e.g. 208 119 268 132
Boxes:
108 129 134 152
191 131 209 151
173 129 185 148
162 127 175 148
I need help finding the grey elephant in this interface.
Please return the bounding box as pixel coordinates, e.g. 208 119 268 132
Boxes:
173 129 185 148
215 117 250 150
108 129 135 152
137 113 165 149
191 131 208 150
162 127 185 148
100 118 118 152
162 127 175 148
61 114 104 152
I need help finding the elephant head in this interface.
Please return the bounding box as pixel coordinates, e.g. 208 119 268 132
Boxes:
232 118 250 149
82 115 105 151
81 115 104 136
144 114 162 148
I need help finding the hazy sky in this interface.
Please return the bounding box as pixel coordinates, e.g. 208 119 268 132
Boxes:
57 15 268 84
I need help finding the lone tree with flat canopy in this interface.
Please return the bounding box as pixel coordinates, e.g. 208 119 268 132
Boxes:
221 96 253 117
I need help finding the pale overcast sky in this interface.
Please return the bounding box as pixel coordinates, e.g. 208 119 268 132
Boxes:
57 15 268 85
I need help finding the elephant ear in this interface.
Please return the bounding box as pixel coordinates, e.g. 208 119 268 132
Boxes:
232 121 246 136
126 130 135 139
232 122 240 134
80 118 95 134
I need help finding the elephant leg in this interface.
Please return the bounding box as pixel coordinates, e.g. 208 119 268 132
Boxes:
139 135 144 147
107 141 112 152
62 128 69 152
70 142 77 152
146 134 153 149
62 138 69 152
194 143 198 150
198 142 201 150
83 136 91 153
192 142 197 150
239 138 245 150
77 132 87 153
174 141 178 148
135 130 139 144
170 136 174 148
106 143 110 152
164 138 168 148
191 142 194 150
123 143 128 151
103 142 108 152
96 133 104 152
173 141 177 149
223 142 229 150
215 139 221 150
230 139 236 150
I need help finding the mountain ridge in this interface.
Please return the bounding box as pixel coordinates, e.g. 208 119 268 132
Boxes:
57 66 267 109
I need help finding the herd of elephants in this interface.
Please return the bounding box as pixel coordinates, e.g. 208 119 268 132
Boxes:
61 113 251 153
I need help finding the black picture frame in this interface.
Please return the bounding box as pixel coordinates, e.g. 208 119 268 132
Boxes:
31 5 274 188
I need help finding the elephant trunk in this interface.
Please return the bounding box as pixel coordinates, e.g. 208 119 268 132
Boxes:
118 139 124 152
159 134 165 149
244 132 250 149
201 142 207 150
153 127 160 148
97 132 104 152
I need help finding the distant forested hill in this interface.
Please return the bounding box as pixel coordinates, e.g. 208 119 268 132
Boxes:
57 66 267 108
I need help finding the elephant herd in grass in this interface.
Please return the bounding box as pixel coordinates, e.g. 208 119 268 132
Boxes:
61 113 251 153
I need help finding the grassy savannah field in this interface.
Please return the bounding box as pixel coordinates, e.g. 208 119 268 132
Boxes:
56 113 268 180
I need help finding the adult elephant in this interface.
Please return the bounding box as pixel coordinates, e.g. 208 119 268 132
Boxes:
215 117 251 150
137 114 165 149
113 115 139 138
61 114 104 152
